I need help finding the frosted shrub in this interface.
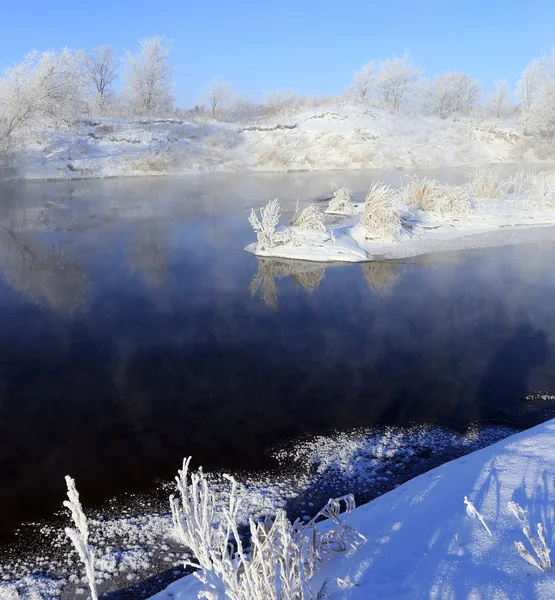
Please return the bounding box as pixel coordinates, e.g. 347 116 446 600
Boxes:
361 180 401 242
467 166 502 199
403 176 441 212
326 184 355 215
403 176 471 215
248 199 289 250
515 524 552 572
290 202 328 232
64 476 98 600
523 170 555 209
433 184 472 215
502 170 536 199
170 457 365 600
508 500 552 572
503 170 555 209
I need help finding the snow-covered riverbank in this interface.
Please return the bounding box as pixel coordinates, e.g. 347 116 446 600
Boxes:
3 104 546 181
0 423 518 599
152 418 555 600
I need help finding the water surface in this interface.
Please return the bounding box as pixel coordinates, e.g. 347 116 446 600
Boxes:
1 171 555 542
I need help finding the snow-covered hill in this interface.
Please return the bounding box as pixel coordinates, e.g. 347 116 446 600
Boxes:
8 105 542 181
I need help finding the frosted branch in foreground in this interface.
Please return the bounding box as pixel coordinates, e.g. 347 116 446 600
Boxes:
170 456 365 599
464 496 492 537
515 523 552 572
64 476 98 600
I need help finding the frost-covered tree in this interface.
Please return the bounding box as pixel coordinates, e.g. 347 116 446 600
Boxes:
81 46 118 112
517 59 544 133
204 78 230 120
0 48 86 156
371 52 422 112
427 72 481 120
488 79 510 118
530 78 555 137
124 35 174 116
351 61 375 102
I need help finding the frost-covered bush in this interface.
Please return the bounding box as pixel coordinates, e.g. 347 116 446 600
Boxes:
505 169 555 210
402 176 441 212
402 176 471 215
515 523 552 572
360 180 402 242
433 184 472 215
248 199 289 250
326 184 355 214
467 166 502 199
290 202 328 232
170 457 365 600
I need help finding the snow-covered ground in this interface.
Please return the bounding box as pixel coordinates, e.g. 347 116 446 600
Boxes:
5 104 543 181
152 419 555 600
0 423 517 599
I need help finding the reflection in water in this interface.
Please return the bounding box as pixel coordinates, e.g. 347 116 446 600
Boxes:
362 261 401 295
250 257 403 309
0 224 89 312
127 226 174 288
249 258 327 309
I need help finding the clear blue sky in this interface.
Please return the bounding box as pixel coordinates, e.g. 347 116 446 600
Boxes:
1 0 554 106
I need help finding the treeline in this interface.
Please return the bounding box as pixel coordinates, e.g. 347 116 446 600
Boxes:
1 39 555 164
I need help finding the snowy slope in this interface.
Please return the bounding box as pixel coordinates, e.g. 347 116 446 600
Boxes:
6 105 542 181
152 419 555 600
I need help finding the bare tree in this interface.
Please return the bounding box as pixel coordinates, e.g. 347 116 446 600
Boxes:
204 78 230 120
371 52 422 112
517 59 544 133
81 46 118 112
124 35 174 116
488 79 509 118
351 62 375 102
427 72 481 120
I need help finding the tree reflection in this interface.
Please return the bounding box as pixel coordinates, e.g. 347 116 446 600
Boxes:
0 224 89 312
126 226 174 289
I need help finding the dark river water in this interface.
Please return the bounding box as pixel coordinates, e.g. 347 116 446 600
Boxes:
1 170 555 543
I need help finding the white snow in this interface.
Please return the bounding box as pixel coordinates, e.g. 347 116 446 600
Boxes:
4 104 549 181
151 419 555 600
0 423 515 598
246 179 555 263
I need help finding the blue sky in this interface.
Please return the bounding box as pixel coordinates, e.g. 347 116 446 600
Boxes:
1 0 554 106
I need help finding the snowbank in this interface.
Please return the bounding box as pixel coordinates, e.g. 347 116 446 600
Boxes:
3 104 547 181
152 419 555 599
